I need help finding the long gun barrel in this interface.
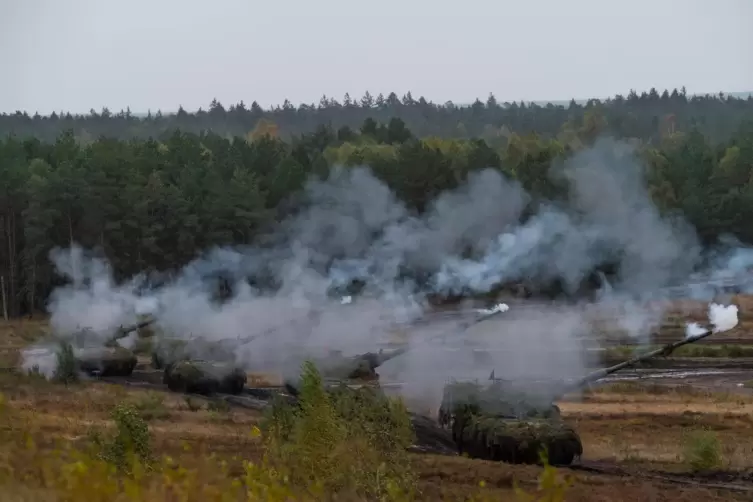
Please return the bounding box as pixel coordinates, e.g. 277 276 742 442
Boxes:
114 317 156 339
559 327 715 397
361 346 410 367
423 304 510 345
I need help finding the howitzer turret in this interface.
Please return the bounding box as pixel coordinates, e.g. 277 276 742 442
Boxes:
151 338 189 369
110 316 157 344
283 347 410 398
317 347 409 381
151 331 264 369
284 304 504 386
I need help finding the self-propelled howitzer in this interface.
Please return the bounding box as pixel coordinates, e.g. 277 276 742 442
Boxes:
438 377 582 465
438 326 717 466
316 347 410 381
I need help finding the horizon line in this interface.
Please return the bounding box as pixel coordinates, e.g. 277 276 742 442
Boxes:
4 90 752 117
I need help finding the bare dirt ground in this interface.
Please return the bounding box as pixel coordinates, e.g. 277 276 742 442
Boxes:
5 314 753 500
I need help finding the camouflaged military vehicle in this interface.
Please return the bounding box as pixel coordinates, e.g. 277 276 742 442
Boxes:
315 348 409 381
75 346 138 377
437 324 718 465
163 359 247 395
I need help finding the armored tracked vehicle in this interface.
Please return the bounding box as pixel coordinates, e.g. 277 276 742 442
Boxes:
75 346 138 377
314 348 409 381
438 378 581 465
438 325 719 465
163 359 247 395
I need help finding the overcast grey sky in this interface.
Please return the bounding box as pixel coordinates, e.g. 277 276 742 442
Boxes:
2 0 751 114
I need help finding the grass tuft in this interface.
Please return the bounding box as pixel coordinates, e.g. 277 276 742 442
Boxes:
682 429 723 472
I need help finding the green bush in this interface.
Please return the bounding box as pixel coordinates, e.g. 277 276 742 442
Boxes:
91 404 153 471
131 392 171 421
184 396 204 411
207 398 230 413
262 361 417 499
682 429 722 471
54 341 79 385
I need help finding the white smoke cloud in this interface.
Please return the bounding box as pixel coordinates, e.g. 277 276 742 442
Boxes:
20 345 58 378
684 302 739 340
685 322 707 339
46 246 147 343
23 138 751 409
709 303 739 333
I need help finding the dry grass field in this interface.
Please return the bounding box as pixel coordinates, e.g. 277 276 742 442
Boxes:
3 370 753 501
2 303 753 501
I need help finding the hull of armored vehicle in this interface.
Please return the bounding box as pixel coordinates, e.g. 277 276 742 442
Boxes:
438 380 578 465
313 349 407 382
163 360 247 395
152 338 238 370
76 346 138 377
452 413 582 465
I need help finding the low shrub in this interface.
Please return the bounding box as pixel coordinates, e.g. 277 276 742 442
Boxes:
682 429 723 471
53 341 78 385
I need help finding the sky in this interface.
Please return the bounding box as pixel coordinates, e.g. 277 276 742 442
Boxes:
1 0 752 115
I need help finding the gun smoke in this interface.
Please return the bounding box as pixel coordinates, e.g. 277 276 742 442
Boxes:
684 303 739 340
21 138 751 409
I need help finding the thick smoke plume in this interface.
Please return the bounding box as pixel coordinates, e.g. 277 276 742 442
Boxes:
21 138 753 409
46 246 148 343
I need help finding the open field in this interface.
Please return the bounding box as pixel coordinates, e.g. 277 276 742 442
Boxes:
4 317 753 500
3 369 753 501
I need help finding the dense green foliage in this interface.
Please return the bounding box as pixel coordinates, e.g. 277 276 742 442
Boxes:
262 361 416 499
0 89 752 317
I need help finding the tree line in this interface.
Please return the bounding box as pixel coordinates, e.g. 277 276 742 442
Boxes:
0 93 751 317
2 89 752 146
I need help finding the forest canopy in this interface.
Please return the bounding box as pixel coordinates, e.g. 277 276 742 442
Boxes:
0 88 752 317
3 88 752 145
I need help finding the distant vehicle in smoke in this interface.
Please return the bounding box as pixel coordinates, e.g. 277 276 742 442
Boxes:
20 321 148 379
300 347 409 383
76 346 138 377
163 359 247 395
150 336 239 370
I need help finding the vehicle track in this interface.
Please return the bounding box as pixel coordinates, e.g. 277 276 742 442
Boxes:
566 461 753 493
